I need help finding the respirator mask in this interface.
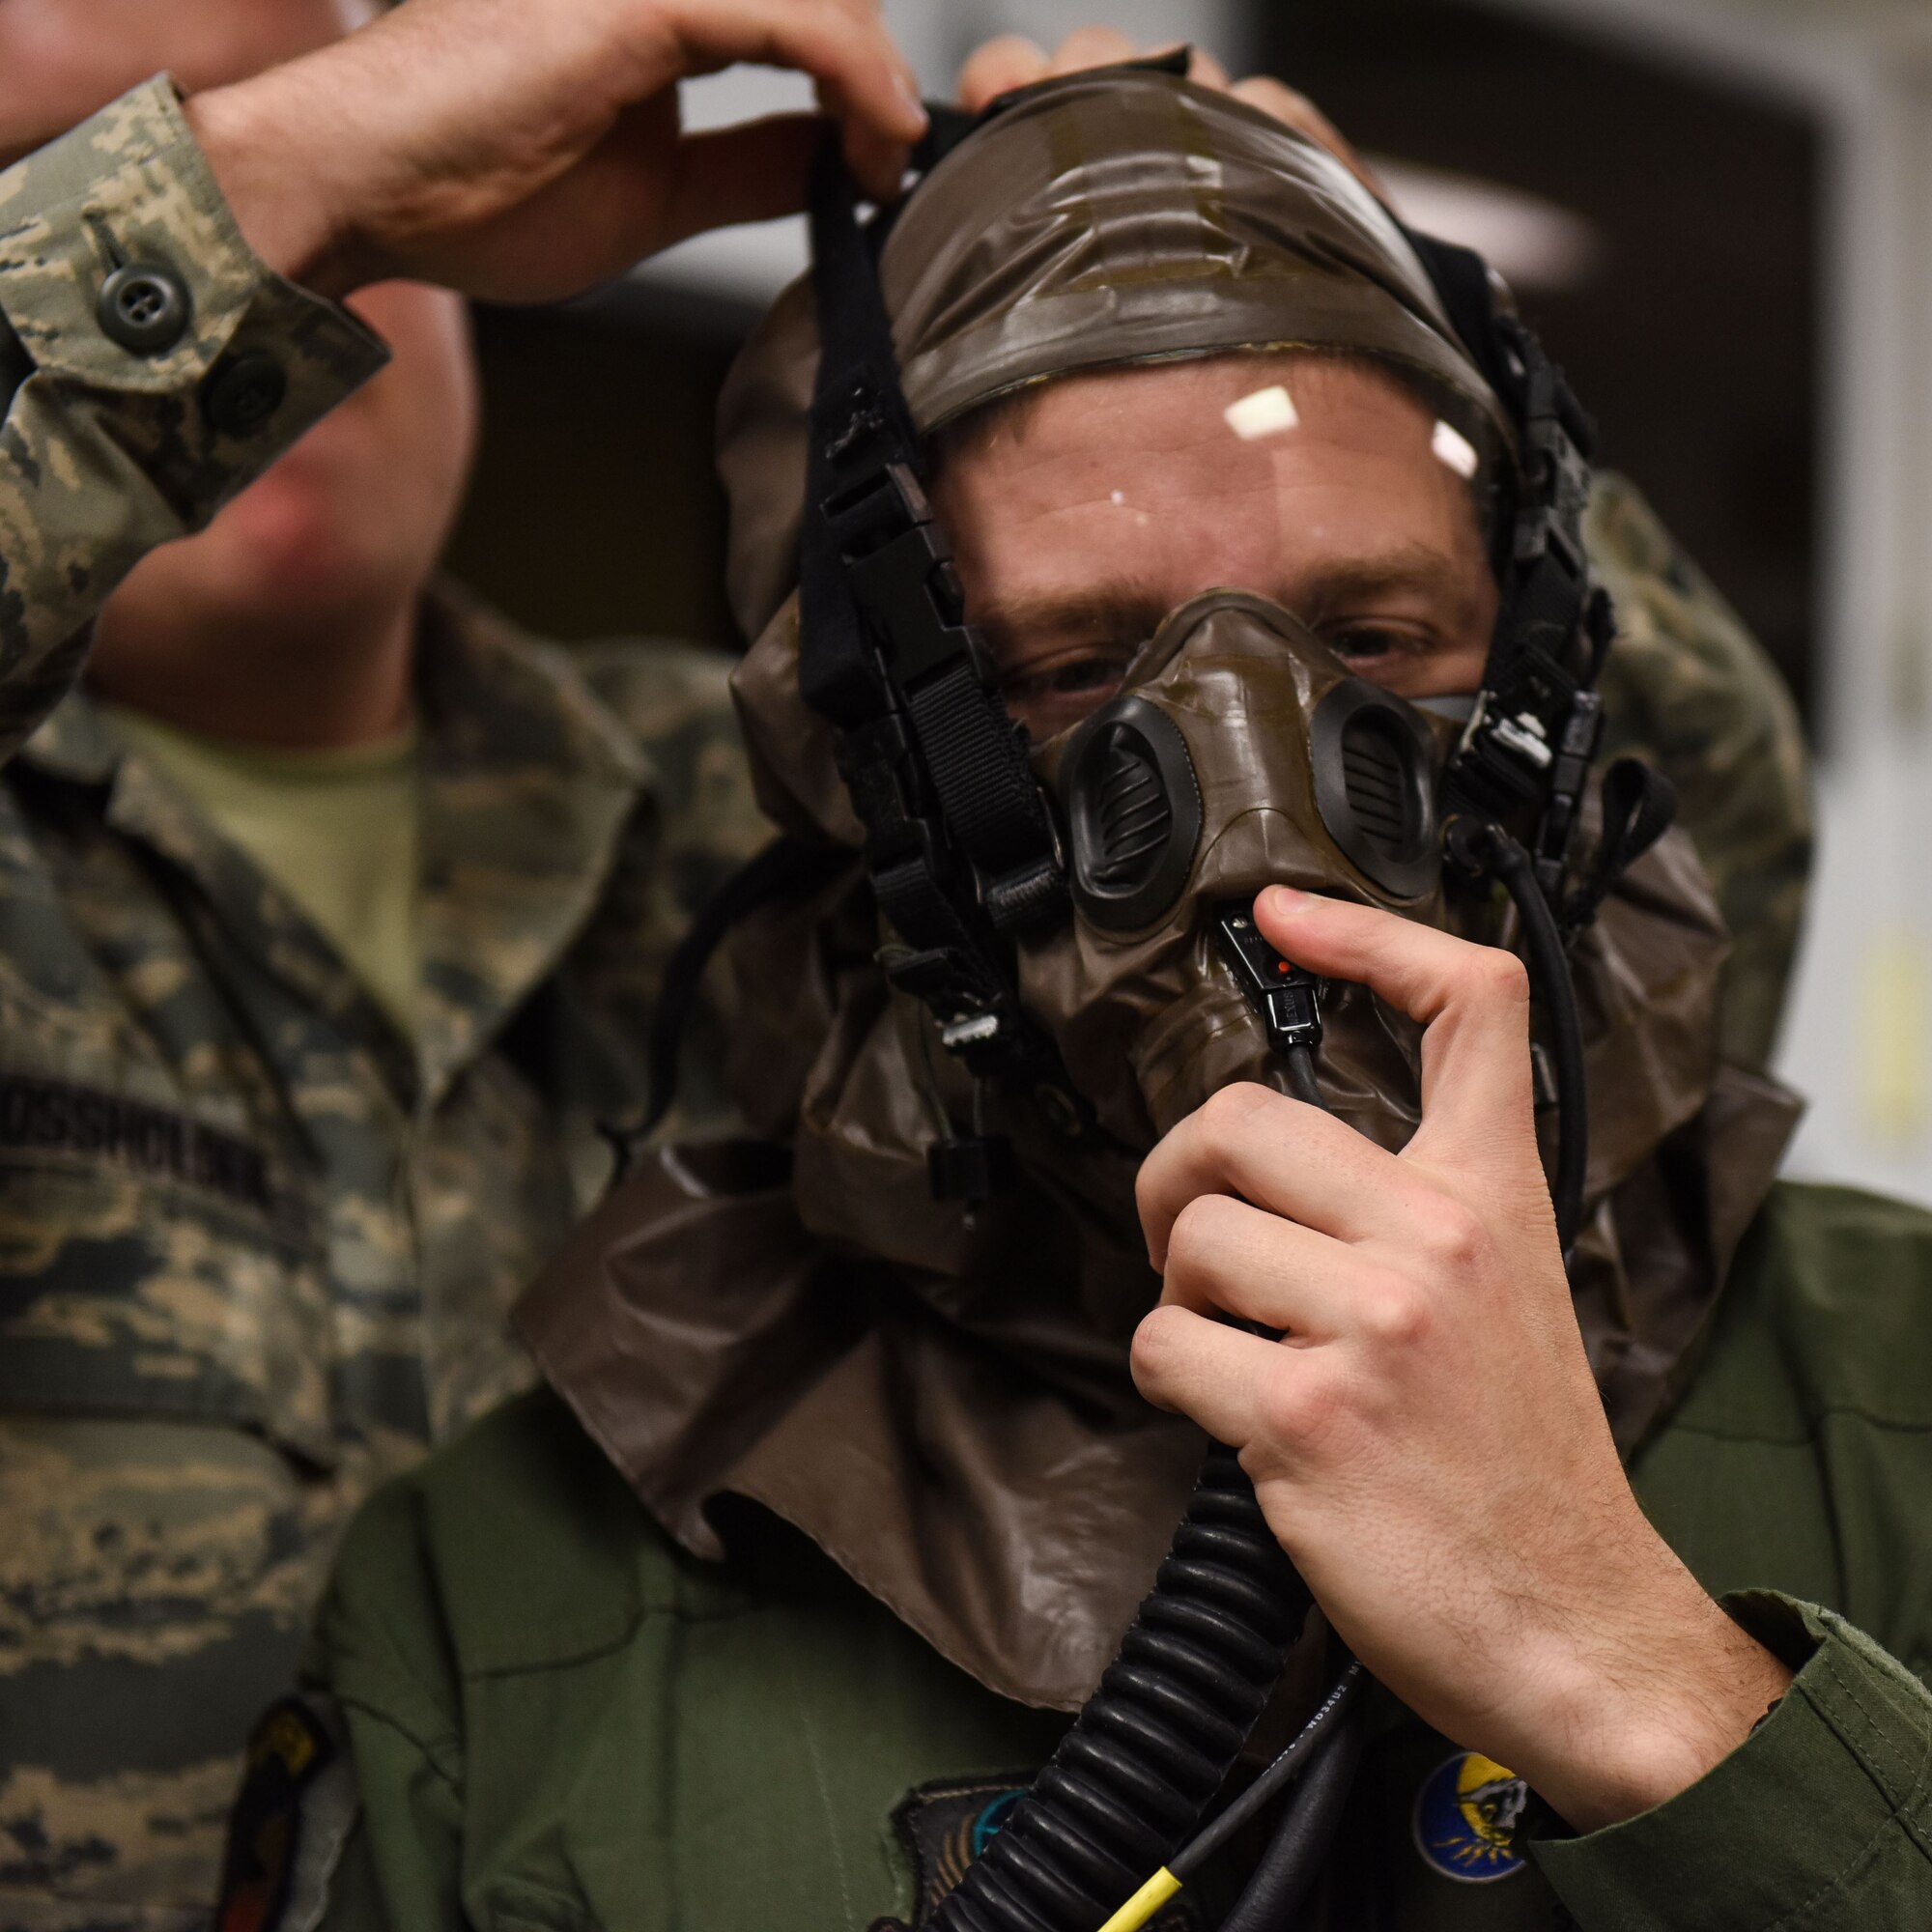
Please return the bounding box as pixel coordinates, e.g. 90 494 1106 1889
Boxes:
785 150 1650 1269
1026 587 1457 1154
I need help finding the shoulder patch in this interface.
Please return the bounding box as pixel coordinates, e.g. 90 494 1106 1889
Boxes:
1411 1750 1529 1884
216 1697 357 1932
874 1776 1202 1930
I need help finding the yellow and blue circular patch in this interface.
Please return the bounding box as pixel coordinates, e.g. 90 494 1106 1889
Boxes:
1411 1751 1530 1884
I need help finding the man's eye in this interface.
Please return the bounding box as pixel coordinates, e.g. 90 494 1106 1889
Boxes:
1050 655 1125 695
1329 627 1408 664
1005 650 1133 702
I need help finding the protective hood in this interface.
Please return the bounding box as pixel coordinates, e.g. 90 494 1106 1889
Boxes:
718 65 1513 665
516 71 1804 1714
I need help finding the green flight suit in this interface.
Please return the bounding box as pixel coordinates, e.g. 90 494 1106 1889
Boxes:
295 1180 1932 1930
0 80 766 1927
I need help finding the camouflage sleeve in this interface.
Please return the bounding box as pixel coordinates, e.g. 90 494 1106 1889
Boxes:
0 74 389 762
1587 473 1815 1073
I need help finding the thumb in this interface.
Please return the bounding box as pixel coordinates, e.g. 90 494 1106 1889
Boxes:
653 114 828 247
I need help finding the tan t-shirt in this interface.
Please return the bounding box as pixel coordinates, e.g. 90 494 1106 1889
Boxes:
105 707 421 1037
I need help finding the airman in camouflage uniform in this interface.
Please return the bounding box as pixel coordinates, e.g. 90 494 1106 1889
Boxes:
0 74 767 1932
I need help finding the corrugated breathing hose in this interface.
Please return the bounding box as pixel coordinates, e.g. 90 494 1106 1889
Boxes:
930 1443 1316 1931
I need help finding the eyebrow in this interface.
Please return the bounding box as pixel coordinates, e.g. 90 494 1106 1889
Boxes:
1295 544 1482 626
972 586 1174 660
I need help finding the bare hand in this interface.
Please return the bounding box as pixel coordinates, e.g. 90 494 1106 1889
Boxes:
955 27 1382 197
1130 886 1791 1833
186 0 926 302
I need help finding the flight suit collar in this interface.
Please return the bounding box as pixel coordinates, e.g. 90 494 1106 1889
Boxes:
18 582 651 1112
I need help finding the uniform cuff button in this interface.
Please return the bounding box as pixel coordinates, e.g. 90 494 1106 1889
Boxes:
98 263 192 355
201 353 289 438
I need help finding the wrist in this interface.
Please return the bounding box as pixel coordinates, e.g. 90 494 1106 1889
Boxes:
185 68 365 300
1511 1564 1796 1834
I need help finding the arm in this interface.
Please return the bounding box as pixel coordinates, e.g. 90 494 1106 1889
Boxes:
0 0 923 762
0 81 386 761
1131 889 1793 1833
1537 1594 1932 1928
1126 890 1932 1918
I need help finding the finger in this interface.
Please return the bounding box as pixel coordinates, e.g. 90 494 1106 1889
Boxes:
1184 45 1232 89
1130 1304 1321 1463
841 112 915 202
1045 26 1142 75
654 115 823 243
1228 76 1327 136
1252 888 1535 1160
1229 76 1384 194
807 71 918 201
1137 1081 1431 1270
666 0 927 150
1158 1190 1368 1339
957 34 1048 111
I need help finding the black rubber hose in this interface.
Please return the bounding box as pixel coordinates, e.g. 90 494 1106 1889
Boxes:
930 1445 1315 1932
1282 1040 1323 1111
1216 1698 1371 1932
1446 818 1589 1258
597 836 852 1177
1168 1661 1363 1883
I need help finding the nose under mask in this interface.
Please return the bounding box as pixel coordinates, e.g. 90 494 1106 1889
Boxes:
1021 589 1465 1151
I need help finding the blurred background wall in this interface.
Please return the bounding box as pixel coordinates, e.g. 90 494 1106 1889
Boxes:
440 0 1932 1208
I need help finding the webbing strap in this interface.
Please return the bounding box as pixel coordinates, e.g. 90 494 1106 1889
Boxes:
901 660 1065 931
798 133 1069 1084
803 142 1063 924
1402 227 1607 884
800 143 908 727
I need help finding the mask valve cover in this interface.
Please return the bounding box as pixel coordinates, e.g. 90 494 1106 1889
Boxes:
1064 696 1204 930
1310 679 1441 900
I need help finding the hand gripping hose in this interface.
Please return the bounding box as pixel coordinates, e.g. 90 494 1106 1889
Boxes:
930 1444 1315 1931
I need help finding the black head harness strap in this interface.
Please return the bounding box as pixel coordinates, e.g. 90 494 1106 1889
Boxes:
1402 230 1629 902
800 133 1071 1117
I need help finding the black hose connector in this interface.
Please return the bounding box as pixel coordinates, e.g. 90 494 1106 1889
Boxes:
1444 816 1590 1259
931 1446 1313 1932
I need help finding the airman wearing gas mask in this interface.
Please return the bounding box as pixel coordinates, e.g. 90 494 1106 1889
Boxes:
258 56 1932 1932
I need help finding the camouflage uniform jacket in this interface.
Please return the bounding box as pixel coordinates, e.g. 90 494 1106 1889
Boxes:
0 81 768 1931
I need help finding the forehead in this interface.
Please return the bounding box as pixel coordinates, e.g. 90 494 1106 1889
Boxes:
930 351 1497 635
0 0 371 163
947 354 1451 471
933 353 1489 546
